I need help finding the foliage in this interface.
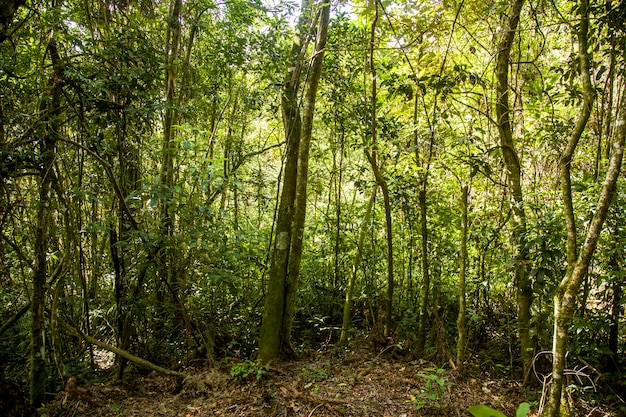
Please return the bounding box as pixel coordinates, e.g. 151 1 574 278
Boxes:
408 366 452 410
230 359 270 381
0 0 624 413
467 402 531 417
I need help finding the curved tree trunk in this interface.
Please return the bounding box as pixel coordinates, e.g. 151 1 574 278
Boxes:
545 1 625 414
494 0 533 382
365 0 394 338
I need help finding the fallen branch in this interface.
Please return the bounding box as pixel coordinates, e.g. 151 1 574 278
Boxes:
57 319 185 378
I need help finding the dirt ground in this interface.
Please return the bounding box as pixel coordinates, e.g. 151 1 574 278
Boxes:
38 347 615 417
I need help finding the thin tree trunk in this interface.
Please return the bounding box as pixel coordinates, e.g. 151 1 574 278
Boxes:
494 0 533 382
57 319 184 378
547 98 625 414
160 0 183 302
415 187 430 355
30 36 63 407
457 185 469 372
113 50 142 380
412 80 433 356
365 0 394 338
340 187 377 344
546 1 622 414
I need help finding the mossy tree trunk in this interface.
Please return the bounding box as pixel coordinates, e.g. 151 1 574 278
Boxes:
259 0 330 363
282 0 331 348
494 0 533 382
545 1 626 414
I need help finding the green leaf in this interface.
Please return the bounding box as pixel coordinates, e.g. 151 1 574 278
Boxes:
516 403 531 417
467 404 507 417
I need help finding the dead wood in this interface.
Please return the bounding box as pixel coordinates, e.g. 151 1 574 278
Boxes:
56 318 186 378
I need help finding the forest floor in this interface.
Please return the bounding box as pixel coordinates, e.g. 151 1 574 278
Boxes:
39 346 614 417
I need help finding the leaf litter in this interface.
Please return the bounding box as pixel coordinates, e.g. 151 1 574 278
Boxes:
39 347 611 417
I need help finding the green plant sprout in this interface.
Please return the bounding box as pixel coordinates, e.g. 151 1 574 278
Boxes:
408 366 452 410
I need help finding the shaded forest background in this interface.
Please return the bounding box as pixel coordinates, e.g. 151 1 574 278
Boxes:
1 0 625 415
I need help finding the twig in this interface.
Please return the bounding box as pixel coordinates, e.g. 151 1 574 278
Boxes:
308 404 323 417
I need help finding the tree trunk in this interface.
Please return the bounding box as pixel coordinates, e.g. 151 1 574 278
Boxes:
30 36 63 407
456 185 469 372
258 0 309 363
159 0 183 313
412 77 433 356
58 319 185 378
415 187 430 355
282 0 331 349
365 0 394 338
340 187 377 344
259 0 330 362
545 1 625 414
494 0 533 382
546 113 624 414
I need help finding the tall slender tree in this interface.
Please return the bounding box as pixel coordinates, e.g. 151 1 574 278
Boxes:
546 0 626 413
31 34 63 407
456 184 469 371
494 0 533 382
340 187 377 344
259 0 331 362
365 0 394 338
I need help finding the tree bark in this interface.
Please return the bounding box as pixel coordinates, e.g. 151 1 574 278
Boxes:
340 187 377 344
282 0 331 349
545 1 623 414
495 0 533 382
259 0 330 362
456 185 469 372
415 187 429 355
30 36 63 407
365 0 394 338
